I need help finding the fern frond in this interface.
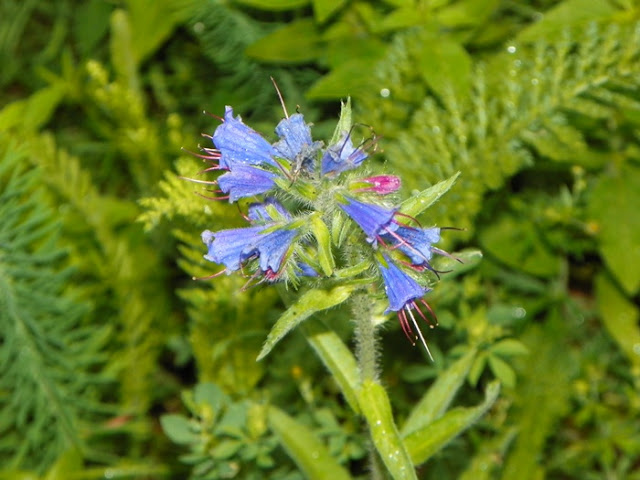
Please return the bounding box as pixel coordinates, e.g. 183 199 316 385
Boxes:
0 135 109 472
359 22 640 233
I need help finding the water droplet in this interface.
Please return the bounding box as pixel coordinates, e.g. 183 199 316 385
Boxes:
633 343 640 356
193 22 205 34
380 88 391 98
531 78 539 86
432 126 441 134
375 420 382 426
514 307 526 319
105 470 115 479
312 451 319 459
514 59 522 68
507 45 517 54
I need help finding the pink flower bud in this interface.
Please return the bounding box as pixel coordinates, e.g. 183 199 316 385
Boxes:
355 175 401 194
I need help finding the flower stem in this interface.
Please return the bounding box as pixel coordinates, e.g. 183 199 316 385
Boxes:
351 293 380 383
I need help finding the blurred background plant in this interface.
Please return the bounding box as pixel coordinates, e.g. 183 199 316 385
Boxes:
1 0 639 478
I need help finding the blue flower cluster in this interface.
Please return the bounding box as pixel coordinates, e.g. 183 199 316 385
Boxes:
193 101 448 354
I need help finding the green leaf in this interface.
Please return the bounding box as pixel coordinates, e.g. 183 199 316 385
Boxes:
257 285 357 360
268 406 351 480
588 164 640 295
487 354 516 388
516 0 618 43
313 0 346 22
358 380 417 480
433 249 482 279
490 339 529 357
310 214 335 276
301 318 361 413
330 98 352 146
160 414 197 444
399 171 461 218
404 381 500 465
436 0 500 28
595 273 640 367
236 0 310 10
194 382 227 412
401 348 477 437
246 19 322 63
418 34 472 100
307 59 380 100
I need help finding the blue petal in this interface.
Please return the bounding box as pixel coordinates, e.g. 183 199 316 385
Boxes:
382 226 441 265
321 134 368 175
213 106 277 168
378 256 428 313
248 198 292 223
252 227 299 273
217 164 277 202
339 197 396 241
273 114 313 160
202 226 264 272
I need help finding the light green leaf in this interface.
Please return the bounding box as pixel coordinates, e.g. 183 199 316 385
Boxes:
237 0 310 10
490 339 529 357
516 0 617 43
404 381 500 465
595 273 640 367
588 164 640 295
399 172 461 218
330 97 352 146
487 355 516 388
401 348 477 437
160 414 197 444
310 214 335 276
257 285 357 360
433 249 482 278
436 0 500 28
418 35 472 100
246 19 322 63
359 380 417 480
307 59 380 100
301 318 361 413
110 10 139 93
313 0 346 22
268 406 351 480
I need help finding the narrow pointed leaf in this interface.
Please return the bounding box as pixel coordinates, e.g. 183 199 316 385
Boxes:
399 172 460 218
401 348 477 436
358 380 417 480
301 318 360 413
257 285 356 360
310 214 335 276
404 380 500 465
268 406 351 480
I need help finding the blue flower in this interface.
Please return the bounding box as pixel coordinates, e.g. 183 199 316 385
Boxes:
381 226 441 266
273 114 322 172
378 256 428 313
202 199 299 276
202 226 265 272
338 197 397 242
254 227 299 273
321 134 368 175
213 106 277 169
378 255 435 359
217 164 277 202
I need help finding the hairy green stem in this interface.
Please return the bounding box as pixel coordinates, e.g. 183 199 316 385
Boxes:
351 293 380 383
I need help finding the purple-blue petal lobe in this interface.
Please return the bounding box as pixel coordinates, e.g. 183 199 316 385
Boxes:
217 164 277 202
339 197 396 241
202 226 264 272
378 256 428 313
213 106 277 168
322 134 368 175
273 114 313 160
383 226 441 265
252 228 299 273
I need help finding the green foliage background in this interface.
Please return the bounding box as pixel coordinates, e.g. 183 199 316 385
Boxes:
1 0 639 478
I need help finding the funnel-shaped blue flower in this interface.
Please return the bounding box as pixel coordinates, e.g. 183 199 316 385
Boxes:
202 226 264 272
378 256 428 313
382 226 441 266
217 164 277 202
322 134 368 175
213 106 277 169
254 227 299 273
339 197 396 242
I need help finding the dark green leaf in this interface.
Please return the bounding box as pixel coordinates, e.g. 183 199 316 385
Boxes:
399 172 461 218
246 19 322 63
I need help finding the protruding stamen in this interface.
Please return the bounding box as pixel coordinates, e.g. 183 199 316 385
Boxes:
405 305 433 361
271 76 289 119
